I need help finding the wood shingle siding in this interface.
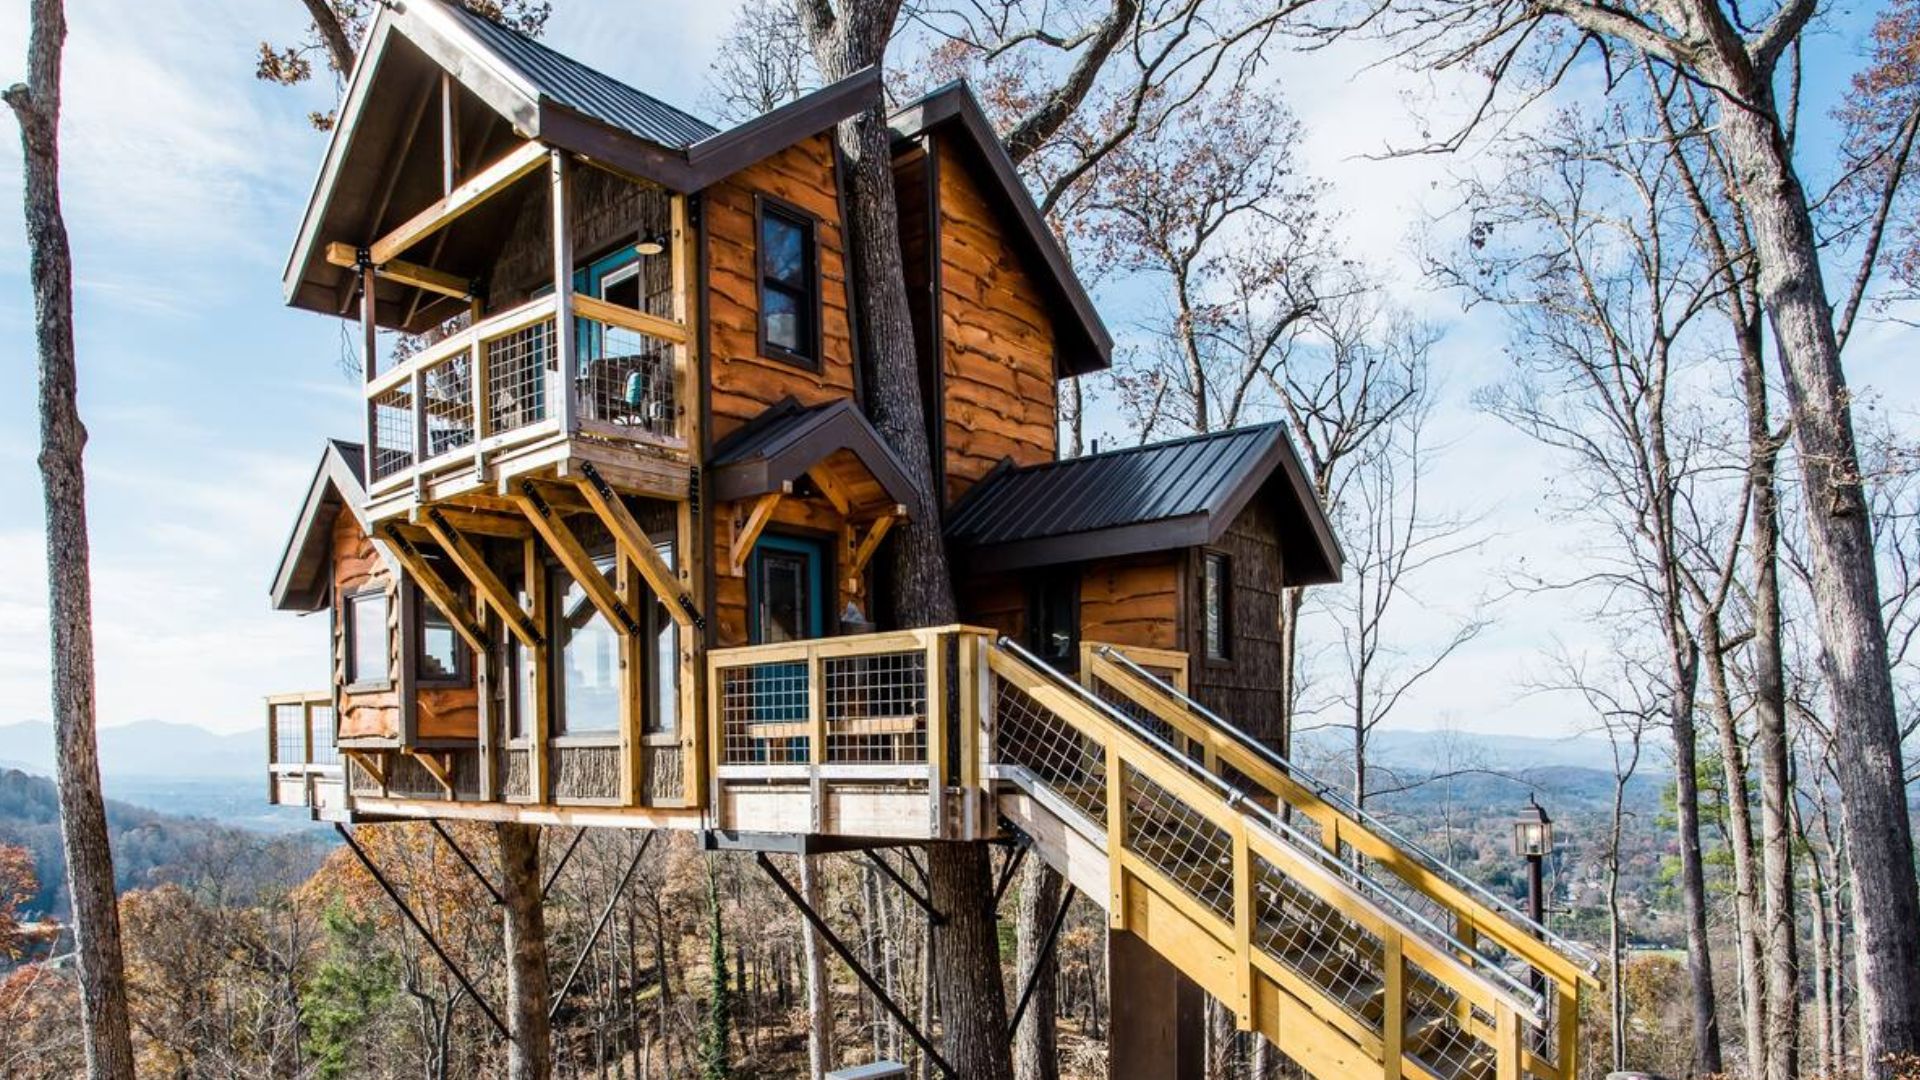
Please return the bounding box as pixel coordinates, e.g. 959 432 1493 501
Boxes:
935 137 1056 505
1186 497 1288 749
705 134 859 443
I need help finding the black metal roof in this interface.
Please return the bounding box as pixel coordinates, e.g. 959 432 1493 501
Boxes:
441 5 718 149
271 439 370 613
711 398 920 514
944 424 1341 584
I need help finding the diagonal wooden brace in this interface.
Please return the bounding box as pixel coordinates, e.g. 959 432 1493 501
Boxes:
511 480 641 636
574 462 704 631
422 508 543 649
381 525 488 653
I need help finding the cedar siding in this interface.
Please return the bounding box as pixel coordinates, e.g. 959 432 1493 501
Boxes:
331 507 400 743
705 133 859 444
934 137 1057 505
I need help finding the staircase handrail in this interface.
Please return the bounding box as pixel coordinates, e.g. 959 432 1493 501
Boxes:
1093 645 1601 976
996 637 1547 1022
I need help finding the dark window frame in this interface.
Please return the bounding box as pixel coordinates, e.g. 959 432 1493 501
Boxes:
1026 571 1081 669
1201 549 1233 665
342 587 392 693
411 583 473 689
753 194 824 371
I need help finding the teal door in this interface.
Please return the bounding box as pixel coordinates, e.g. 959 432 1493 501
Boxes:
748 534 826 763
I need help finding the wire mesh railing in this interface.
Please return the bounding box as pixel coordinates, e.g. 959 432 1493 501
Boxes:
988 638 1547 1080
362 293 689 497
266 692 339 770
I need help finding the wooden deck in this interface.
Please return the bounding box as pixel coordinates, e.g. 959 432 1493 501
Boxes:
267 634 1596 1080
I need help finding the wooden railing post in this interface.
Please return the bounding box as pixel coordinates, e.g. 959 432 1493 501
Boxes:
1231 819 1254 1028
809 645 827 832
1106 743 1127 931
410 366 429 502
549 149 577 437
1383 933 1405 1080
1495 1003 1522 1080
925 630 948 838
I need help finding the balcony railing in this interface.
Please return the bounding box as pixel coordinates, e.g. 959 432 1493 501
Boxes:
266 691 348 817
365 292 687 494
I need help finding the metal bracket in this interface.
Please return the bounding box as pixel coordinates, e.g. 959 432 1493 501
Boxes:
428 819 502 906
1009 882 1077 1035
335 824 508 1038
862 849 943 926
542 825 586 900
756 852 955 1079
550 832 654 1019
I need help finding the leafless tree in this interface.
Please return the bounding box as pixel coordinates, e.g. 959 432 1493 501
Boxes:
1450 98 1736 1073
707 0 820 123
1383 0 1920 1062
6 3 137 1077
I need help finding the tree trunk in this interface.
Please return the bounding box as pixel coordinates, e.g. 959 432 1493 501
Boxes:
497 822 553 1080
1666 648 1724 1076
799 854 834 1079
6 5 137 1077
1702 634 1767 1074
1738 324 1799 1080
1708 56 1920 1078
797 3 1014 1077
1014 858 1061 1080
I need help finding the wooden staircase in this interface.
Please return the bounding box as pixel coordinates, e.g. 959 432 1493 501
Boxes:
985 640 1598 1080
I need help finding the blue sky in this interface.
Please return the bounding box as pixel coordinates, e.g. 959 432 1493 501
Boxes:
0 0 1911 739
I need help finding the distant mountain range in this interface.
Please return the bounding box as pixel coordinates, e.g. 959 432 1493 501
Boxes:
1293 726 1652 776
0 719 266 780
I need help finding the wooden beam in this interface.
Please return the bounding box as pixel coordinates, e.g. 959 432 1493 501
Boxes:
422 509 543 651
525 537 551 802
807 464 851 516
370 141 548 265
846 510 899 586
572 465 703 631
419 506 529 539
408 748 456 797
345 749 387 790
380 525 489 654
511 481 639 636
326 242 472 301
728 492 783 576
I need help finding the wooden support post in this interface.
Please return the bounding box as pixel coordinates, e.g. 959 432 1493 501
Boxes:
422 510 542 649
525 537 551 802
1496 1004 1522 1080
808 645 828 833
326 242 472 301
1383 933 1405 1080
381 525 488 654
408 749 456 798
573 464 702 630
617 558 645 805
844 509 899 592
926 630 948 838
728 491 783 575
345 748 387 791
550 150 578 436
439 71 455 196
808 465 851 516
361 263 378 486
1231 821 1253 1028
670 191 703 808
1107 742 1127 930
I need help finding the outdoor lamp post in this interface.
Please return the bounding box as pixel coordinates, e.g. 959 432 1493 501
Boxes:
1512 796 1554 1014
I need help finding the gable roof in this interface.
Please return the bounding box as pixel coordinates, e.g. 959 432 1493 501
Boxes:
284 0 880 321
944 424 1342 585
271 440 369 613
889 82 1112 377
711 398 919 514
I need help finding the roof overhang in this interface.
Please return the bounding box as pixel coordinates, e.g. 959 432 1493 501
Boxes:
271 441 369 612
283 0 880 325
890 82 1113 378
711 398 920 516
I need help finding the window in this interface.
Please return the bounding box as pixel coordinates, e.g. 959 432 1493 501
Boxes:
757 200 818 366
344 590 390 689
1028 573 1079 665
415 591 468 685
1202 551 1232 662
557 557 621 736
647 542 678 736
507 580 537 743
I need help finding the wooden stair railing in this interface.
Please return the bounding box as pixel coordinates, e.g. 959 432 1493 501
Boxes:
986 639 1549 1080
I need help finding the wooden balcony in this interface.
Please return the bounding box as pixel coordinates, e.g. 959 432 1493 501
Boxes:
361 289 692 524
265 691 350 821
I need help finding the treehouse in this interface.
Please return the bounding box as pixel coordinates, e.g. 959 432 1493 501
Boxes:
264 5 1595 1078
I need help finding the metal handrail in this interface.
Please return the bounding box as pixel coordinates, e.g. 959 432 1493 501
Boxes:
1095 645 1601 974
995 638 1547 1021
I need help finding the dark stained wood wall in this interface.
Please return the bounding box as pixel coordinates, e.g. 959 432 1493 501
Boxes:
486 164 673 314
1184 497 1288 749
934 137 1057 505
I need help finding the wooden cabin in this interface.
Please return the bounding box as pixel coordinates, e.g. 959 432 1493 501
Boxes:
263 10 1598 1080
